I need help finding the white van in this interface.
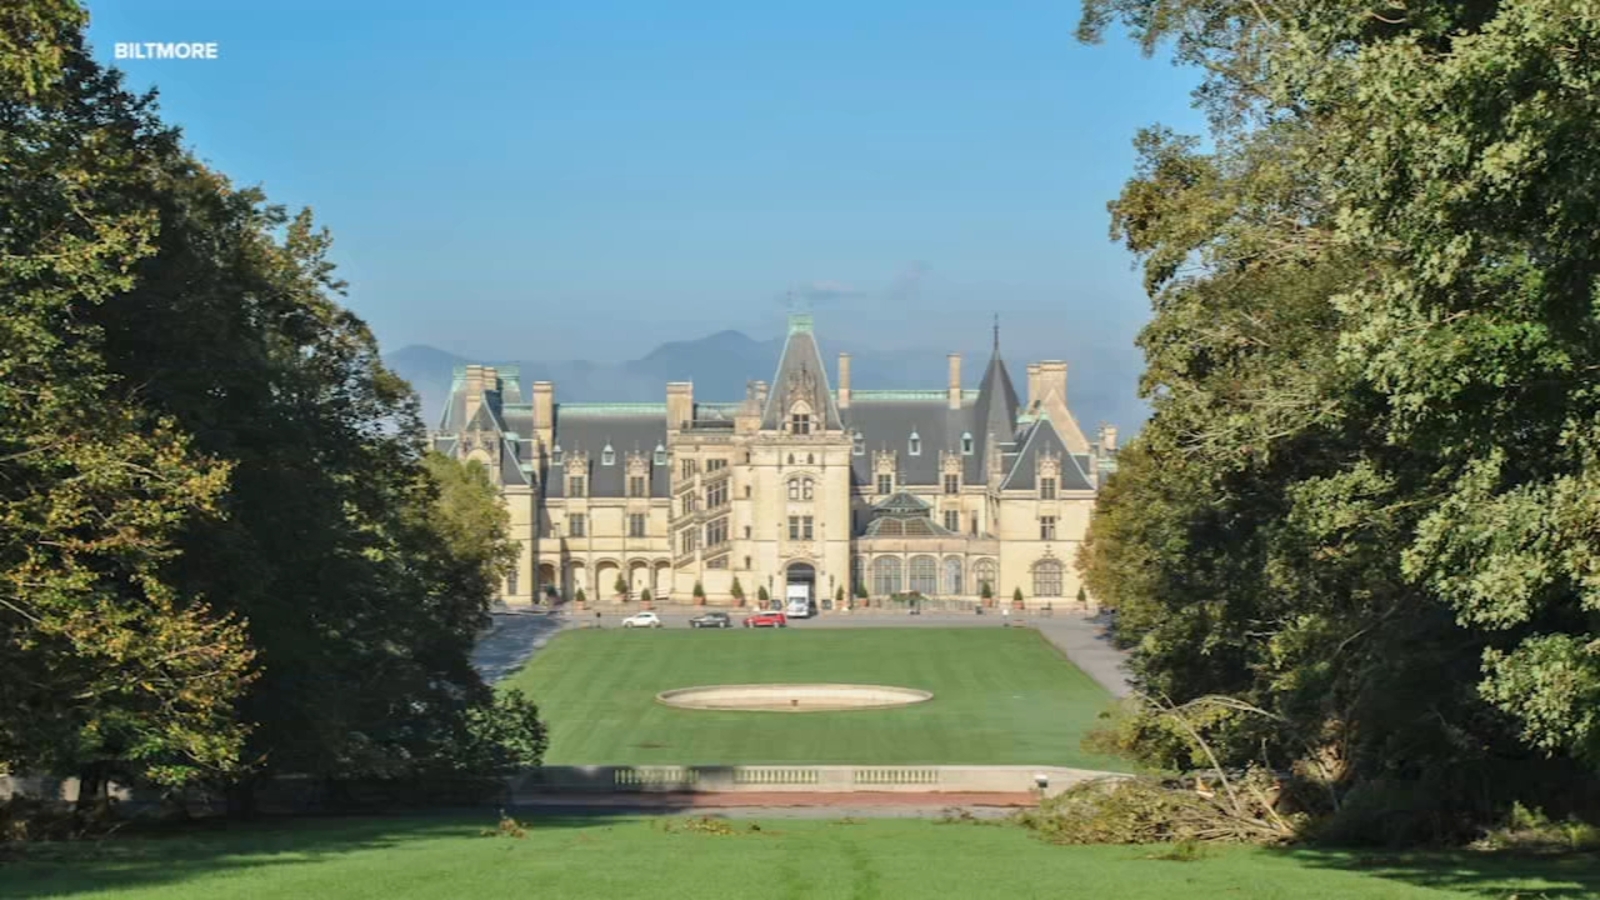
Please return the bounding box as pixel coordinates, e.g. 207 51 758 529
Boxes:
785 584 813 618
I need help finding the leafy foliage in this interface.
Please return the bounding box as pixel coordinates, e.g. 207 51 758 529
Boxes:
1079 0 1600 831
0 1 545 805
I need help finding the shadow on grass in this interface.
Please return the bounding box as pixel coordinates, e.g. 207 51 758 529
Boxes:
0 808 651 899
1283 846 1600 898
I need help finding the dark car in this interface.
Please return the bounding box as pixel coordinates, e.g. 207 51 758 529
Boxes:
689 611 732 629
743 612 788 628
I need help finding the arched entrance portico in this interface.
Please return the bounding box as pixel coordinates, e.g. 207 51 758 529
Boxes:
785 561 817 613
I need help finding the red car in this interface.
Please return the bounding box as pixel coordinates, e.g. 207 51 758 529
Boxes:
743 612 788 628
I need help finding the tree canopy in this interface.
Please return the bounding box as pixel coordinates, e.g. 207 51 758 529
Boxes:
0 0 543 806
1079 0 1600 833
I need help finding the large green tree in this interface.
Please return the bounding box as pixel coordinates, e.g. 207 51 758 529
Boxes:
0 0 255 803
2 1 545 806
1079 0 1600 827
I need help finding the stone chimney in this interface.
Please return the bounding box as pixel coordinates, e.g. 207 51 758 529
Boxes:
1037 361 1068 406
837 353 852 410
666 382 694 433
1101 424 1119 452
462 364 487 427
947 353 962 410
1025 363 1042 412
531 381 554 449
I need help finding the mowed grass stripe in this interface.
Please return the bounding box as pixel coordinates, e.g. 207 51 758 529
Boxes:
501 627 1123 768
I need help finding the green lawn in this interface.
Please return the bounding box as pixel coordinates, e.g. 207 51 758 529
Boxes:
500 627 1120 767
8 815 1598 900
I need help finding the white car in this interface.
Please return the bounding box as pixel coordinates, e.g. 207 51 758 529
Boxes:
622 611 662 629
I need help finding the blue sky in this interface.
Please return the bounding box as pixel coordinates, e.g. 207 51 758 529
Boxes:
84 0 1204 378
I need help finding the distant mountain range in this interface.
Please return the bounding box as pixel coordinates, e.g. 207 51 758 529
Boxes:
385 330 1147 436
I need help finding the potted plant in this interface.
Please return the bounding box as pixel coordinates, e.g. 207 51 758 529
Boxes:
1012 586 1025 611
731 576 746 608
757 585 770 609
1076 585 1088 611
981 581 994 608
854 581 868 609
574 586 588 611
640 587 653 610
835 585 845 611
693 580 706 606
614 574 629 603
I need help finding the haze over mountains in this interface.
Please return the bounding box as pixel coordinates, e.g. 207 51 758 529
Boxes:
386 329 1147 437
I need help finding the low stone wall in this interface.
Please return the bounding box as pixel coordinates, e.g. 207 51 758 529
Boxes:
510 765 1123 798
2 765 1127 814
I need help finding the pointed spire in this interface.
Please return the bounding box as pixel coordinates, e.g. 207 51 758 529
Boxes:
992 313 1000 353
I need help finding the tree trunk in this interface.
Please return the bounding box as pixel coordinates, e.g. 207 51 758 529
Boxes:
75 762 110 825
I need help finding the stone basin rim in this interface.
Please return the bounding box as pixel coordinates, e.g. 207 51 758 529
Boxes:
656 683 934 713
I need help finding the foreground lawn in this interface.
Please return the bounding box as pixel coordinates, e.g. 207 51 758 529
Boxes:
501 627 1119 767
7 815 1598 900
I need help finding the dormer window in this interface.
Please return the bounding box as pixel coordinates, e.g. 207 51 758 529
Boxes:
908 431 921 456
552 445 564 465
601 443 615 466
852 430 865 455
653 443 667 466
789 400 813 435
961 432 974 455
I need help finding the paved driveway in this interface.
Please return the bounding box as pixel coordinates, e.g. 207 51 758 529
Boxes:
472 606 1132 697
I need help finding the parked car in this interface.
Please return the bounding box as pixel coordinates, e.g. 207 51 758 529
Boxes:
622 611 662 629
743 611 787 628
689 611 732 629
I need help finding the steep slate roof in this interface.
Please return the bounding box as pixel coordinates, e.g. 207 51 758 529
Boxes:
841 396 983 486
546 406 670 498
1000 417 1095 492
970 325 1022 477
762 314 843 431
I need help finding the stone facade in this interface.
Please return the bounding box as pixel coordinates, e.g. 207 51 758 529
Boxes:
431 314 1119 610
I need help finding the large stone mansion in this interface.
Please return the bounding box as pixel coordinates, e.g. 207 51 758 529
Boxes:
430 314 1117 610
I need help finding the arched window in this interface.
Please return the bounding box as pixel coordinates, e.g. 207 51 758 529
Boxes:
943 557 963 596
908 556 937 595
1033 559 1063 597
961 432 974 455
908 430 921 456
873 557 903 596
601 443 615 466
851 556 866 596
973 558 997 596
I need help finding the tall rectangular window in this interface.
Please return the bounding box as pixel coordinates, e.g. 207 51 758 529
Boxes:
944 474 959 495
568 476 586 497
569 513 586 537
629 475 647 497
706 518 728 547
1039 515 1056 541
943 510 960 532
788 516 800 540
1039 477 1057 500
706 481 727 509
681 459 697 480
802 515 814 540
791 413 811 435
788 516 814 540
876 474 892 494
629 513 646 537
680 528 697 555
